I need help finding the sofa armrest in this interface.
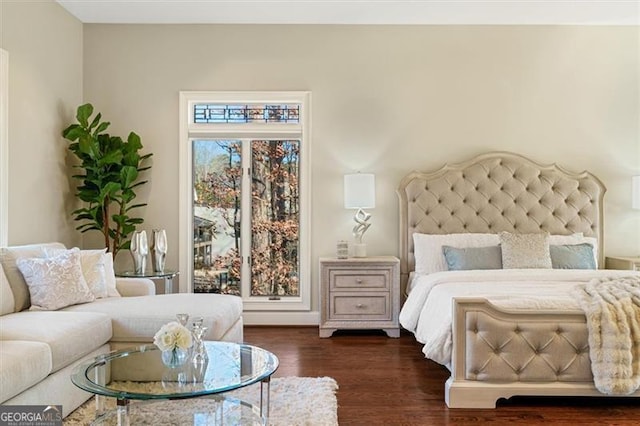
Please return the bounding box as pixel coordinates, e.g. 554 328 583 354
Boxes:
116 278 156 297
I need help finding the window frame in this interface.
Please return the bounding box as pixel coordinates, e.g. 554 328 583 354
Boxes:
179 91 311 311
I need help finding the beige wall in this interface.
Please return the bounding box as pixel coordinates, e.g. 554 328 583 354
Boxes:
0 0 83 246
82 24 639 312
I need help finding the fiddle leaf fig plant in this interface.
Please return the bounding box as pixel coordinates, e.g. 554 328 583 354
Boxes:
62 103 152 258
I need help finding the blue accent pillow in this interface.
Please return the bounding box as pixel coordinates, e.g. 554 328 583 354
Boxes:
442 245 503 271
549 243 596 269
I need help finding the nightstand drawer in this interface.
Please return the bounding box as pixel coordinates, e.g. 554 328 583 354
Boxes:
330 270 390 290
330 293 390 320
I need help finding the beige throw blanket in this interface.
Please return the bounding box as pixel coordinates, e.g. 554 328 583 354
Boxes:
573 275 640 395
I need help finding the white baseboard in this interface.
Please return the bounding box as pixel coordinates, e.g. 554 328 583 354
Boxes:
243 310 320 326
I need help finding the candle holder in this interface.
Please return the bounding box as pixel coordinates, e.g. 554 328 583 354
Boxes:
191 322 208 364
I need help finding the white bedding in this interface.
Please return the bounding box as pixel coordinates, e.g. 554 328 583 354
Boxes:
399 269 640 367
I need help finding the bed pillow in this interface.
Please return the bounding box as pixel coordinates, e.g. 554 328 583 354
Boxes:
550 243 596 269
413 233 500 274
442 245 502 271
16 249 95 310
499 232 552 269
44 247 108 298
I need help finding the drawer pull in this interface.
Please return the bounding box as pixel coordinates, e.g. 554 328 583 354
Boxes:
356 303 365 308
356 279 363 284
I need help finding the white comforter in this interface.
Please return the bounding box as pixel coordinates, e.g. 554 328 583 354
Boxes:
399 269 640 367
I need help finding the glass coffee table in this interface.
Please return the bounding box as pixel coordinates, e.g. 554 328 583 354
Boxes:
71 341 279 426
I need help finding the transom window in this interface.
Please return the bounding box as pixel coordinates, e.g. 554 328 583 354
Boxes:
194 104 300 124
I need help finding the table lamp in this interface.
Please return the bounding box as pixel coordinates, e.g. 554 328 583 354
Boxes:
344 173 375 257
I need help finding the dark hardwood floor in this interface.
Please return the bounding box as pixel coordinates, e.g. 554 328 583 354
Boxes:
244 326 640 425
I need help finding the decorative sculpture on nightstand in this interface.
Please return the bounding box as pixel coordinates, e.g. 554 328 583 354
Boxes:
352 209 372 248
130 230 149 274
151 229 168 273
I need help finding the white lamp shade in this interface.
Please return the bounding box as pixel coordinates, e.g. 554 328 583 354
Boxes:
344 173 375 209
633 176 640 210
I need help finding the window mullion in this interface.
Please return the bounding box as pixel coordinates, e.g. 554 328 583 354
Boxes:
240 139 252 301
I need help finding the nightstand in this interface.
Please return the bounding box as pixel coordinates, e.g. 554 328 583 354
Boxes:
319 256 400 338
605 256 640 271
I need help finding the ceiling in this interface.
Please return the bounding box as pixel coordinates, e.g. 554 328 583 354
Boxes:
56 1 639 25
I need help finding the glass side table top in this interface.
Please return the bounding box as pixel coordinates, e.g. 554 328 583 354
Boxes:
71 341 279 400
115 270 178 279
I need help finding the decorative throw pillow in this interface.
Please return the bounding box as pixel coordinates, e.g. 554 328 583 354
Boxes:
44 247 108 298
499 232 552 269
0 243 65 312
442 245 503 271
413 233 500 274
550 243 596 269
16 249 95 310
548 233 599 267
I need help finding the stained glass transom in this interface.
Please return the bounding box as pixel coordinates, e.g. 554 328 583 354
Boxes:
194 104 300 124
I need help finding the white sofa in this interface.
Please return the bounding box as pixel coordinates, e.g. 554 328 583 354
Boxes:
0 242 243 417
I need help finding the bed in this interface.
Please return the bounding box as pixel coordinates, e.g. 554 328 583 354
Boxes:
397 151 640 408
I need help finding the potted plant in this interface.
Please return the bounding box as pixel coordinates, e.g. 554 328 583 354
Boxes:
62 103 152 258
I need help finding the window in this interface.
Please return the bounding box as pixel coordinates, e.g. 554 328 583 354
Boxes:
179 92 310 312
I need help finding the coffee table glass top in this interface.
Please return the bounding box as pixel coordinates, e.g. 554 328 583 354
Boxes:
71 341 279 400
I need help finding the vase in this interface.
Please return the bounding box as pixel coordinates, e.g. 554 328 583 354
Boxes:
151 229 167 273
161 347 189 368
130 230 148 274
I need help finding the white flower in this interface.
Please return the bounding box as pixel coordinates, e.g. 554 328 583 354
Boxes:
153 321 193 351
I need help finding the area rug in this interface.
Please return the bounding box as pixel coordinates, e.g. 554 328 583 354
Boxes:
64 376 338 425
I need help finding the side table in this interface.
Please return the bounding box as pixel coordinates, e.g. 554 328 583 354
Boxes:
605 256 640 271
319 256 400 338
116 270 179 294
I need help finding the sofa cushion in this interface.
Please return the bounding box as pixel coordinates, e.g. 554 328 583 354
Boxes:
0 243 65 312
0 264 15 315
64 294 243 343
0 340 52 402
0 311 111 372
115 277 155 297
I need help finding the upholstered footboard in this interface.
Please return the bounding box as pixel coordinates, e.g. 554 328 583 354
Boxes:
445 298 640 408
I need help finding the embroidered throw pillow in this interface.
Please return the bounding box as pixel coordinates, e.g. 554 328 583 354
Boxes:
16 249 95 310
499 232 552 269
44 247 108 298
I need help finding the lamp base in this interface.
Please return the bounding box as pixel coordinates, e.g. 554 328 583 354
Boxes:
352 243 367 258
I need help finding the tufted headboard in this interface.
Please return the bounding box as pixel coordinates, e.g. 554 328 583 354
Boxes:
397 152 606 286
